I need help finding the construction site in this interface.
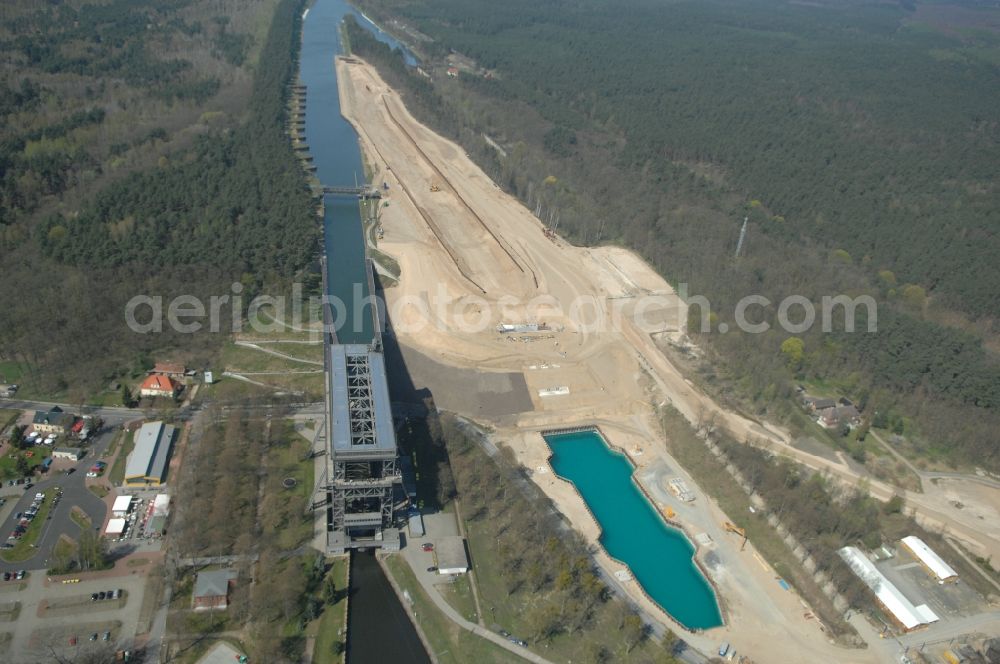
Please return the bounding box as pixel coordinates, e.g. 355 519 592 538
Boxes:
333 55 1000 663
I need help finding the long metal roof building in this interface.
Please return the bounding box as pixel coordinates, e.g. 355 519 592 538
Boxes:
125 421 175 486
838 546 939 631
901 536 959 583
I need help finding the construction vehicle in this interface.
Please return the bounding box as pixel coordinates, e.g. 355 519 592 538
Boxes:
429 184 441 192
661 505 676 520
724 522 748 551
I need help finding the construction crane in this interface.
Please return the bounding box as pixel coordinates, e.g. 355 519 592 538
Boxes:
724 522 748 551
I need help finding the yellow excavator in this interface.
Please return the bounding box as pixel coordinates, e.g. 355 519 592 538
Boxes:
429 183 441 192
724 522 748 551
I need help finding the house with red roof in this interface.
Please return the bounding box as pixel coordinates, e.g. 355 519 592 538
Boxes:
139 374 180 399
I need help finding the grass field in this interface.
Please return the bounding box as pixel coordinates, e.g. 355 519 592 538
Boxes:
1 489 55 562
104 430 124 459
0 444 52 480
201 370 325 401
0 409 19 434
109 430 135 485
88 484 110 498
69 506 91 530
0 601 20 622
221 341 324 372
268 425 315 550
383 556 525 664
438 574 479 624
309 557 349 664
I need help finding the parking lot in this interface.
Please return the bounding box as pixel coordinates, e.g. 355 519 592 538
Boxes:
875 552 989 622
0 425 119 572
0 563 149 662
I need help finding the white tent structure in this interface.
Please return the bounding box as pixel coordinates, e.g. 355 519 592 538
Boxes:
901 536 958 583
112 495 133 517
105 518 127 536
838 546 938 631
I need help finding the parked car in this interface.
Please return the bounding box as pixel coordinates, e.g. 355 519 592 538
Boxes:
426 566 437 573
68 636 77 646
421 543 434 552
91 593 99 601
103 631 111 641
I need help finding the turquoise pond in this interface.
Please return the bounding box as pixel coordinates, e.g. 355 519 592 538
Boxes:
544 430 723 630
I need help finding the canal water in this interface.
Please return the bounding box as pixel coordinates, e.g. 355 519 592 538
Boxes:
300 0 412 343
347 551 432 664
544 430 723 631
300 2 430 662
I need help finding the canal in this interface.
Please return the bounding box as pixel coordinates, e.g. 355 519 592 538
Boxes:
300 0 412 342
299 1 430 662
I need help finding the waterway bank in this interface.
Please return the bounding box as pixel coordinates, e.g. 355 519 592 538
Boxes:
298 1 430 662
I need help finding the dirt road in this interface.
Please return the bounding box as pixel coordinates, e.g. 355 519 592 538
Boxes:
335 56 996 662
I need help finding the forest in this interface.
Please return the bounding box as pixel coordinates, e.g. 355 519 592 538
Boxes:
350 0 1000 468
170 408 325 661
418 410 680 662
0 0 318 399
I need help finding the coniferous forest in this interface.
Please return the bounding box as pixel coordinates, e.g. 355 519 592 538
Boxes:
350 0 1000 468
0 0 317 396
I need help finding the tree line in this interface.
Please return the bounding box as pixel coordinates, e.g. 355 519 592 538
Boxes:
0 0 319 399
426 411 680 662
350 0 1000 469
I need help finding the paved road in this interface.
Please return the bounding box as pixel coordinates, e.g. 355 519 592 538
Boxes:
390 546 552 664
898 610 1000 649
0 426 117 572
0 399 136 425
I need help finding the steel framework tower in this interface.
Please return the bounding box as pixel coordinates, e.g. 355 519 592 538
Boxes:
324 260 401 554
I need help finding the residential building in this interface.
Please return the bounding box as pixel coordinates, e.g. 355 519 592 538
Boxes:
138 375 180 399
32 406 76 434
149 362 186 379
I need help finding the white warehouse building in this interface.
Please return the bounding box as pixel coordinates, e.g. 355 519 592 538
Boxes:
112 495 134 517
901 536 959 583
838 546 939 631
